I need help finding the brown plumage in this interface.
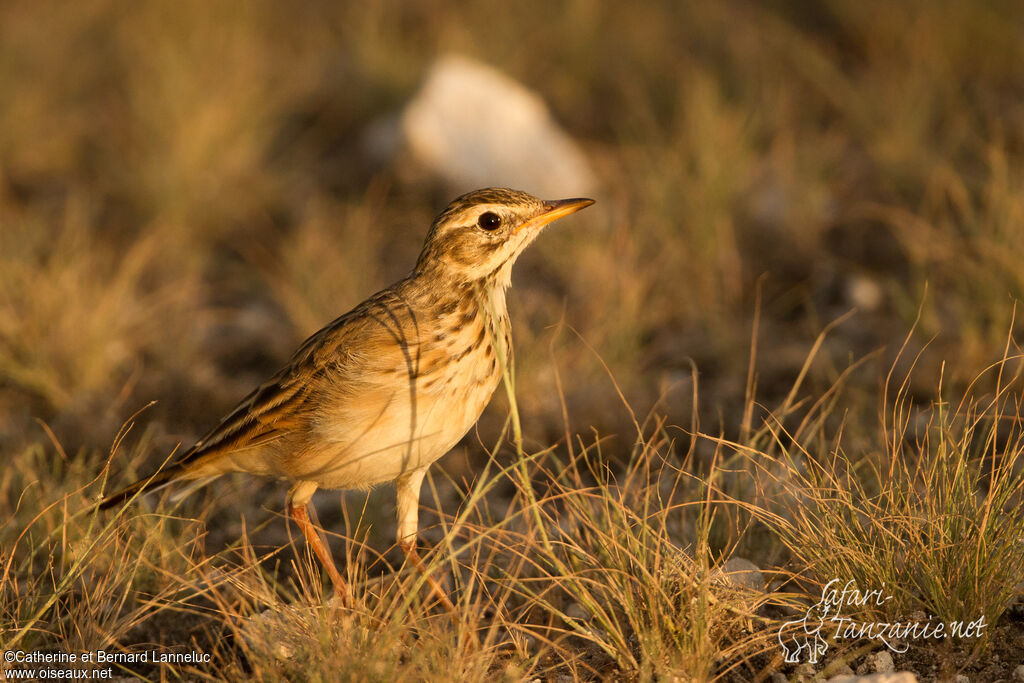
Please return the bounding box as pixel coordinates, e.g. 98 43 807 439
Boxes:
99 187 594 605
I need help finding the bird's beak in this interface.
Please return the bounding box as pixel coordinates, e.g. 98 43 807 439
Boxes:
518 197 595 233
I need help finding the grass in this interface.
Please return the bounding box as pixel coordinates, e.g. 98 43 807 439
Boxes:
2 376 783 680
6 321 1023 680
721 318 1024 638
3 1 1024 680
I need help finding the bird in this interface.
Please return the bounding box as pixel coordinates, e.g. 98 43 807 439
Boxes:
99 187 594 606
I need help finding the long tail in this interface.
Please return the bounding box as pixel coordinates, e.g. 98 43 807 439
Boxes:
97 466 183 511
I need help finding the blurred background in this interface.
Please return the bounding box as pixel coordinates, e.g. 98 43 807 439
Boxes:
2 0 1023 538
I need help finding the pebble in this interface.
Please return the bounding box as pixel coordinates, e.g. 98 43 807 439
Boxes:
857 651 895 675
845 274 884 311
565 602 592 622
829 663 855 677
711 556 765 592
826 673 918 683
795 662 816 679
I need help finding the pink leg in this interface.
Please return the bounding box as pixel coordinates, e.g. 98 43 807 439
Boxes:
399 538 457 613
396 469 456 613
289 502 351 606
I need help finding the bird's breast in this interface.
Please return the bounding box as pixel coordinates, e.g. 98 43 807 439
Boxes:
289 309 510 490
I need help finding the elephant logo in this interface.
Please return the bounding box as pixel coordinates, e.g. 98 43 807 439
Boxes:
779 601 832 664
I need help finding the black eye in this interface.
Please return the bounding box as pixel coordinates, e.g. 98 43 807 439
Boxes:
477 211 502 231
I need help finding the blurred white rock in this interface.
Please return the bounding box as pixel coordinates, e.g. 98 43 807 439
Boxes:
846 273 884 312
367 54 597 198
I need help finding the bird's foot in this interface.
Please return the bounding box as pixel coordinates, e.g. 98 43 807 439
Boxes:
399 540 457 614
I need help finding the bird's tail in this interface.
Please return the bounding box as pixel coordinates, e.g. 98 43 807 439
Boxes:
98 444 241 512
97 466 183 511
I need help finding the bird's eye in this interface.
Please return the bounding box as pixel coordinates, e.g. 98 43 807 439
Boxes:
477 212 502 231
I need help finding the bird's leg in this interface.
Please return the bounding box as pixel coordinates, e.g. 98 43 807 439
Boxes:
395 469 456 613
399 539 457 613
288 483 351 606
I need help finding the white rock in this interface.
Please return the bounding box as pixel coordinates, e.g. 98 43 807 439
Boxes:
846 273 884 312
1014 664 1024 682
398 54 597 197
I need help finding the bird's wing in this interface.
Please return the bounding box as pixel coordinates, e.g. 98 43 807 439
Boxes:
179 365 316 464
177 285 422 468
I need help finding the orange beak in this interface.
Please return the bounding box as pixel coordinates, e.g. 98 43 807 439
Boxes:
517 197 595 233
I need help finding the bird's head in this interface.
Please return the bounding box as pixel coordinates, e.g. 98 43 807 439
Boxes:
416 188 594 287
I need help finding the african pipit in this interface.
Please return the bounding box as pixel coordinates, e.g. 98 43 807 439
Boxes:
100 187 594 605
